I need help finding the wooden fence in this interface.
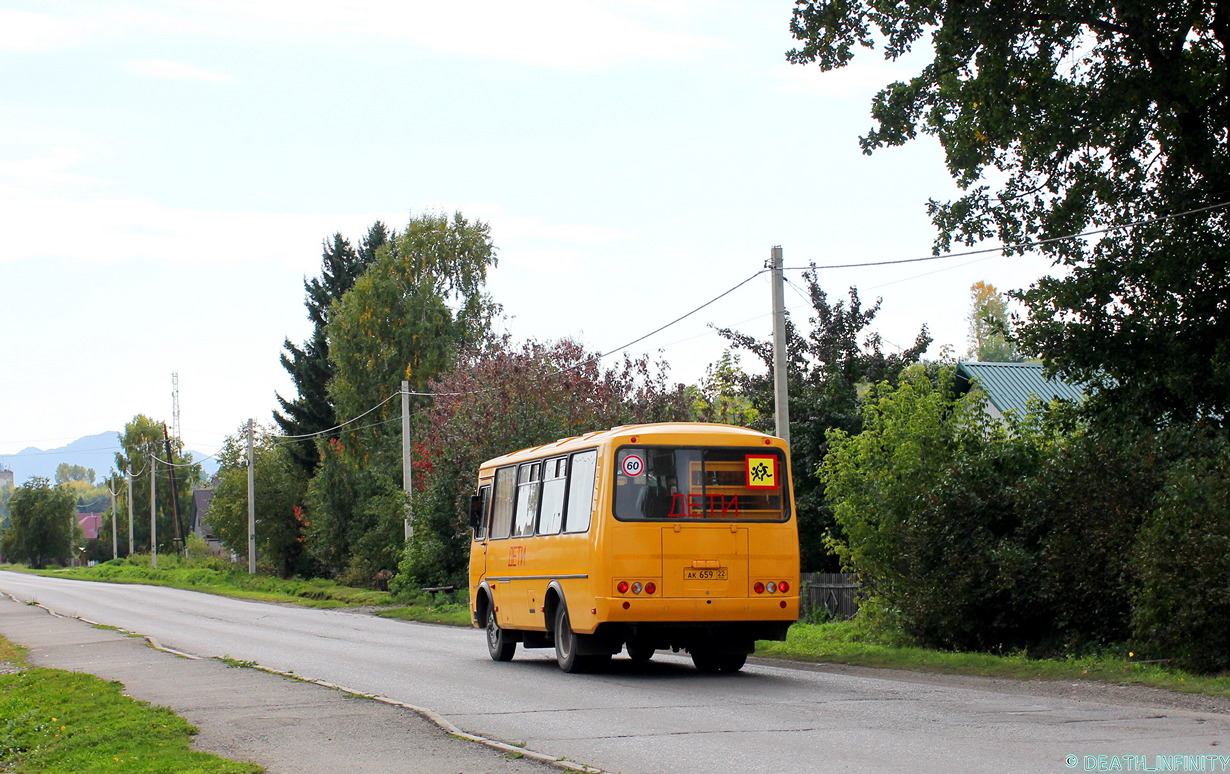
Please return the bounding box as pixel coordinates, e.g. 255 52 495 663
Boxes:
799 572 861 620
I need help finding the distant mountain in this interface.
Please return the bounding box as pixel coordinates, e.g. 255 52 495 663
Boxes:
0 432 220 486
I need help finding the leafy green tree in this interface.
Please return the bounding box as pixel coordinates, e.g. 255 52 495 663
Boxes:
393 337 690 589
303 437 406 585
787 1 1230 425
966 281 1021 362
275 223 389 475
716 268 930 571
688 350 760 426
112 415 201 554
206 424 311 578
0 484 12 532
1 477 77 569
298 212 499 585
326 212 498 428
55 463 95 484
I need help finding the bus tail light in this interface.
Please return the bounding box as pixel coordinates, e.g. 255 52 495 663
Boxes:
753 582 765 594
645 582 656 595
617 581 630 594
778 580 790 594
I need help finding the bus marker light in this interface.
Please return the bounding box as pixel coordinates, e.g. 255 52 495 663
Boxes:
753 582 765 594
617 581 630 594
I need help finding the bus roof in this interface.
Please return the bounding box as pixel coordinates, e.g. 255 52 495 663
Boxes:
477 422 784 472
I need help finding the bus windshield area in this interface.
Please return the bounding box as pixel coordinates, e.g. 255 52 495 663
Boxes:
613 446 789 522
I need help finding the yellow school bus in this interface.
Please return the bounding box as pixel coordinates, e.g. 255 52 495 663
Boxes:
468 422 799 673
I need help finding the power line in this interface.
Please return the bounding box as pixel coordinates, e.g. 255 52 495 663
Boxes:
788 199 1230 272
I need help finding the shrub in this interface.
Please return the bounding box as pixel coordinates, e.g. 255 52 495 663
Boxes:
1133 436 1230 672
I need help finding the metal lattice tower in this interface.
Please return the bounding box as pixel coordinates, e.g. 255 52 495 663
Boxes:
171 372 181 441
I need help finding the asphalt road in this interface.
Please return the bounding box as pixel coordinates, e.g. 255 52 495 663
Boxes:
2 570 1227 774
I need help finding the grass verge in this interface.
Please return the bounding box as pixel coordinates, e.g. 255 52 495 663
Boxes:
14 558 394 608
0 635 261 774
755 619 1230 698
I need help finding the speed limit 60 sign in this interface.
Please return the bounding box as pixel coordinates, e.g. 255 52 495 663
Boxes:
621 454 644 477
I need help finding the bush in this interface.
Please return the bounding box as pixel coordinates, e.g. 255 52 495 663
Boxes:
1133 436 1230 672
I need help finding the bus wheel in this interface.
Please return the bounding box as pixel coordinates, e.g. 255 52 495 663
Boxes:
626 642 655 663
486 611 516 662
554 605 607 673
691 650 746 673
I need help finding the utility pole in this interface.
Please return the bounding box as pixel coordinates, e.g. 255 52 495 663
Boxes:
163 424 184 553
770 245 791 445
126 472 134 556
149 447 158 569
108 477 118 560
402 380 413 541
247 419 256 574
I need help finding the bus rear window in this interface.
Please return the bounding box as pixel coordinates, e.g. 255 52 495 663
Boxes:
613 447 789 522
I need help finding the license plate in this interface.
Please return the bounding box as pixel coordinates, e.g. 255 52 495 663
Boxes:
684 568 728 581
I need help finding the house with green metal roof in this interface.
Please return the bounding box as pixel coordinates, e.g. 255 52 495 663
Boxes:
955 361 1085 421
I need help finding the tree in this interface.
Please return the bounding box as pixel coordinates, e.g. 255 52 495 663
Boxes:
55 463 95 484
275 223 390 475
393 336 690 588
1 477 77 569
205 424 311 577
296 212 499 585
966 281 1021 362
326 212 498 426
112 415 201 554
716 268 930 571
787 1 1230 424
688 350 761 426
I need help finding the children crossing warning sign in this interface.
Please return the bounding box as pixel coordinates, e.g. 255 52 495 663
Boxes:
745 455 777 489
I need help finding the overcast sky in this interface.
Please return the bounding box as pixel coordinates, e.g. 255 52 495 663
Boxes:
0 0 1056 460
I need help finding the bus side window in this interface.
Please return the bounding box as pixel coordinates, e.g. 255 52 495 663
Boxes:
490 467 516 540
513 462 541 537
538 457 567 535
564 450 597 533
471 485 491 540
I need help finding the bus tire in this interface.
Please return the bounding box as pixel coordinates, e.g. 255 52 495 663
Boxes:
554 605 608 673
691 650 746 673
486 610 516 662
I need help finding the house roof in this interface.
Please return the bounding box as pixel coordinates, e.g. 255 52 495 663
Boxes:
955 361 1085 416
77 512 102 540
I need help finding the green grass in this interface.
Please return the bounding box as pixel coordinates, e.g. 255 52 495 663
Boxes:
755 618 1230 698
19 557 395 608
374 604 472 626
0 635 260 774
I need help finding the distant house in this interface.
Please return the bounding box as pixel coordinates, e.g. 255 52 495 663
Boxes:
955 361 1085 421
77 512 102 540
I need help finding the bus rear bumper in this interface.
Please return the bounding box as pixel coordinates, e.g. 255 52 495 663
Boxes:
592 595 798 633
